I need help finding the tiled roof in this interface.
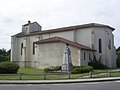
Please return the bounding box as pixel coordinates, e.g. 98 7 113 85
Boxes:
13 32 24 37
35 37 95 51
13 23 115 37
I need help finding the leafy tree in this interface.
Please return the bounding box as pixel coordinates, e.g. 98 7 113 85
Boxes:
0 48 10 62
88 55 108 69
116 46 120 52
116 46 120 67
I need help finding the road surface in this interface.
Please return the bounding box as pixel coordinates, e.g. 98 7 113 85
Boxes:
0 81 120 90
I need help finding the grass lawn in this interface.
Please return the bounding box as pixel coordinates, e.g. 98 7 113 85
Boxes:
0 68 90 80
92 69 120 78
18 68 44 74
111 72 120 77
0 68 119 80
93 69 109 73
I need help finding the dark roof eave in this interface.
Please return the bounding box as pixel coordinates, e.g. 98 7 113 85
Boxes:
13 23 115 38
81 48 96 51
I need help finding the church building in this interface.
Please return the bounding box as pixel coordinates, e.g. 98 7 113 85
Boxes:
11 21 116 68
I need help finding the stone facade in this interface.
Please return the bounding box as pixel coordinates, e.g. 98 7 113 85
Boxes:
11 21 116 68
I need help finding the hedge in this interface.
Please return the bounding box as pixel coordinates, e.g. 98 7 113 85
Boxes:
71 66 93 74
0 62 19 74
44 66 61 73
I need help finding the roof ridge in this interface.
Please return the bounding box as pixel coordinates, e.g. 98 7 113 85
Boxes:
13 23 115 37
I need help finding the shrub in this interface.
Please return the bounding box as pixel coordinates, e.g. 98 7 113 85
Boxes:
0 62 19 74
88 55 108 69
116 52 120 67
71 66 93 74
44 66 61 73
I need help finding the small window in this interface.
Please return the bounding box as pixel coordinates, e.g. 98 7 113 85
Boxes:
21 43 23 55
89 53 91 60
99 39 102 53
33 42 35 55
84 52 86 60
25 27 27 31
108 39 111 49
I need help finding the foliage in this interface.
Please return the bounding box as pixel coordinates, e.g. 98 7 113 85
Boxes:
116 46 120 52
0 62 19 74
0 49 10 62
71 66 93 74
116 47 120 67
88 55 108 69
44 66 61 73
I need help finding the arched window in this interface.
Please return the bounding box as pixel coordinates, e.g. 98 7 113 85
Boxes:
33 42 35 55
84 52 86 60
108 39 111 49
99 39 102 53
21 43 23 55
89 53 91 60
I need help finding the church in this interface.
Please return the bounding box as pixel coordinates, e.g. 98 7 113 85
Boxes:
11 21 116 68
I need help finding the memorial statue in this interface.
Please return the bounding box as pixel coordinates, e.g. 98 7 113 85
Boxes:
62 44 73 71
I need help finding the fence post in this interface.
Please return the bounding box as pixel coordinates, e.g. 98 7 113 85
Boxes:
68 71 70 79
19 74 22 80
89 71 92 78
44 73 46 80
108 70 111 77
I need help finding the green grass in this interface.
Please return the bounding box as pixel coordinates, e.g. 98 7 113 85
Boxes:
111 72 120 77
0 68 119 80
44 73 89 80
92 69 120 78
18 68 44 74
18 68 90 80
70 73 89 79
0 68 45 80
0 68 90 80
0 76 20 80
93 69 109 73
20 76 44 80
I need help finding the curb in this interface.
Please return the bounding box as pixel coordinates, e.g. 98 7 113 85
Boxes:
0 77 120 84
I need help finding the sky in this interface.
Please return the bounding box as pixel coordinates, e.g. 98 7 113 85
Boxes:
0 0 120 50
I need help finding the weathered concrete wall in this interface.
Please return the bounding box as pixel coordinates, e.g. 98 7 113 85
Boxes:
22 22 41 34
80 50 93 66
93 27 116 67
49 30 74 41
36 42 80 69
37 42 64 68
75 28 93 48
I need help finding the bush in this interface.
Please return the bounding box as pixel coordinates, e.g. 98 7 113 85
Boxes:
44 66 61 73
88 55 108 69
71 66 93 74
0 62 19 74
116 52 120 67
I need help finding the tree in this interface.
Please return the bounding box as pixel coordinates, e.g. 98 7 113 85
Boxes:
88 55 108 69
116 46 120 67
116 46 120 52
0 48 10 62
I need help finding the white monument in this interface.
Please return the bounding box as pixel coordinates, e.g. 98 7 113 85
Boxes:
62 44 73 71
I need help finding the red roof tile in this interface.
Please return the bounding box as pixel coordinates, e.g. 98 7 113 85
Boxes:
35 37 95 51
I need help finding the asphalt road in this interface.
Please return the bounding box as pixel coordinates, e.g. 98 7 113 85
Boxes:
0 81 120 90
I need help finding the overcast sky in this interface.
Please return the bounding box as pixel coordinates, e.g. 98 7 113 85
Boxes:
0 0 120 50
